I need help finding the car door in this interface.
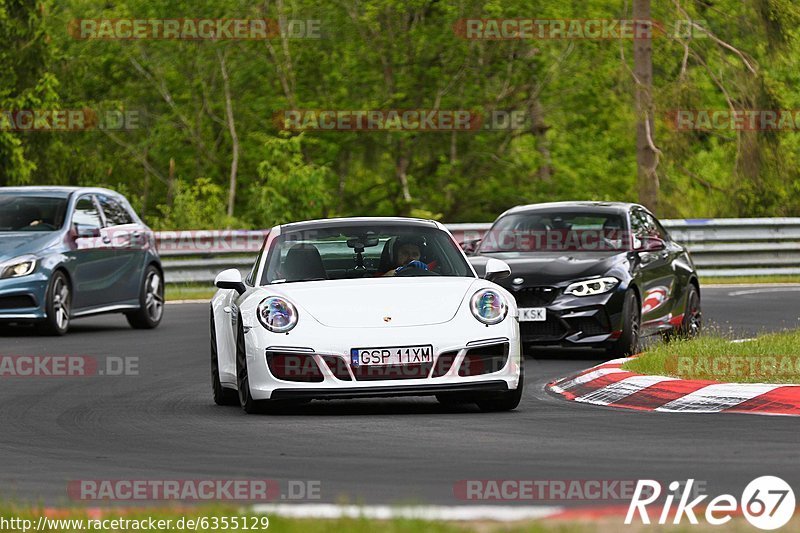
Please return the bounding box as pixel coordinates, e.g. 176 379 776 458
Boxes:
97 193 145 303
630 208 678 333
66 194 120 310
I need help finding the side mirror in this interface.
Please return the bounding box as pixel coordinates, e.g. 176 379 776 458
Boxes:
73 224 100 238
636 236 666 252
215 268 246 295
484 258 511 282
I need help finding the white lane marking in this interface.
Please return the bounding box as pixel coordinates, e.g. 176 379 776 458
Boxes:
166 299 210 305
576 375 678 406
554 368 627 391
731 338 756 344
703 283 800 290
656 383 781 413
727 287 800 297
251 504 565 522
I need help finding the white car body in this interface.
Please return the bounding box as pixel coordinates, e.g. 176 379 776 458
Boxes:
210 217 522 412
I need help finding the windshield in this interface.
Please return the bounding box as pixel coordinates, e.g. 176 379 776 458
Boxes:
0 195 68 232
478 211 629 253
262 224 473 284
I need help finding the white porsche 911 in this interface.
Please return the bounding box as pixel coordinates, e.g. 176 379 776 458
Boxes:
210 217 522 414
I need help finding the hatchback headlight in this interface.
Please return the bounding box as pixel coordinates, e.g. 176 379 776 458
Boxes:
564 277 619 297
470 289 508 325
0 256 38 279
256 296 298 332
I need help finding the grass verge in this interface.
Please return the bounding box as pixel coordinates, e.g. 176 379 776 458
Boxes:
623 329 800 383
166 284 216 302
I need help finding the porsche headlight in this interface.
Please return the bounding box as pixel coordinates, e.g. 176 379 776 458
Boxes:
256 296 298 333
564 277 619 297
470 289 508 325
0 256 38 279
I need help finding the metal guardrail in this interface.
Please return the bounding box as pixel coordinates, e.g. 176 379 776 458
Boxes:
158 218 800 283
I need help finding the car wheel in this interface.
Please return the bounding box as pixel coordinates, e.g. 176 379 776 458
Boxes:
474 362 524 412
606 290 641 357
125 266 164 329
236 321 266 414
211 311 238 406
40 271 71 336
674 284 702 339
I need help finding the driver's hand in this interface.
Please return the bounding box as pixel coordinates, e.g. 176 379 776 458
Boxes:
396 260 428 273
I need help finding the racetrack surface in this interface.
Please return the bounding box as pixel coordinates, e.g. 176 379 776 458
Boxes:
1 286 798 507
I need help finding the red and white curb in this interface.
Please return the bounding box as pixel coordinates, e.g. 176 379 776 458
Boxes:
547 357 800 416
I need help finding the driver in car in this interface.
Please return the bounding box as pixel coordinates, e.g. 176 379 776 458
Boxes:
382 238 429 277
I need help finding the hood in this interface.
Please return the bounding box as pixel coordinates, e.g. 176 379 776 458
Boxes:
470 251 627 286
268 277 480 328
0 232 61 263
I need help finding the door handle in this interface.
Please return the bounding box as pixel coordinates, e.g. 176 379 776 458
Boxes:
102 235 111 244
223 306 232 314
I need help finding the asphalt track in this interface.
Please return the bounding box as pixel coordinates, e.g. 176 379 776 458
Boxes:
0 286 798 507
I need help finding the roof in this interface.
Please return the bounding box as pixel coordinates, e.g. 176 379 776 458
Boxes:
281 216 440 232
0 186 121 199
502 201 641 217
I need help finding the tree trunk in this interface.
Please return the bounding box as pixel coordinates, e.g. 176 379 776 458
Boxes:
218 49 239 221
633 0 659 211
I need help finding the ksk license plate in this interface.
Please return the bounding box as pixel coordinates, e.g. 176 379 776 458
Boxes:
351 345 433 366
519 307 546 321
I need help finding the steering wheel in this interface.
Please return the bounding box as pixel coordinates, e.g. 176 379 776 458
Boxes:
395 261 440 277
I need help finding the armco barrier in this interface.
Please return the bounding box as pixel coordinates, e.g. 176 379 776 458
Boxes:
157 218 800 283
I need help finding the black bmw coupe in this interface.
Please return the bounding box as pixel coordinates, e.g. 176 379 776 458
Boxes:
467 202 701 356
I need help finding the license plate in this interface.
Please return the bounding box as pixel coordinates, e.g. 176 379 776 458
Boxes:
519 307 546 322
351 345 433 366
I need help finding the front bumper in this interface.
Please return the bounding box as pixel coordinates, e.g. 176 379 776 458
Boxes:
241 316 522 401
511 286 627 347
271 380 510 400
0 273 49 320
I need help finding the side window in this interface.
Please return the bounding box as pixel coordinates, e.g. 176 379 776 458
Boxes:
98 195 134 226
630 210 649 239
72 196 102 229
646 214 669 241
246 238 267 286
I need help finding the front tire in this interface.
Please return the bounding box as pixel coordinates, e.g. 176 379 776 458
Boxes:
40 271 71 336
126 265 164 329
606 290 641 357
236 320 266 414
211 311 238 406
474 363 524 412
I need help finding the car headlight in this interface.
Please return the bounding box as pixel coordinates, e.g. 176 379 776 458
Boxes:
0 256 38 279
256 296 298 333
564 277 619 297
470 289 508 325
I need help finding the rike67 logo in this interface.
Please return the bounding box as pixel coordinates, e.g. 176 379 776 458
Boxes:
626 476 795 530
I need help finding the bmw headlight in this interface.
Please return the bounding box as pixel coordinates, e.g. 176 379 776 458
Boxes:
0 256 38 279
564 277 619 297
256 296 298 333
470 289 508 325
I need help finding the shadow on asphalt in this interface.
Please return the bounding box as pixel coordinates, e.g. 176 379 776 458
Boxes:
209 400 502 417
0 322 132 336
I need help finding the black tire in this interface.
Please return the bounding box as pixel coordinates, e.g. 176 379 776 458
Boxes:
125 265 164 329
474 362 524 412
606 290 641 357
211 311 238 406
236 320 267 414
40 270 71 336
675 284 702 339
